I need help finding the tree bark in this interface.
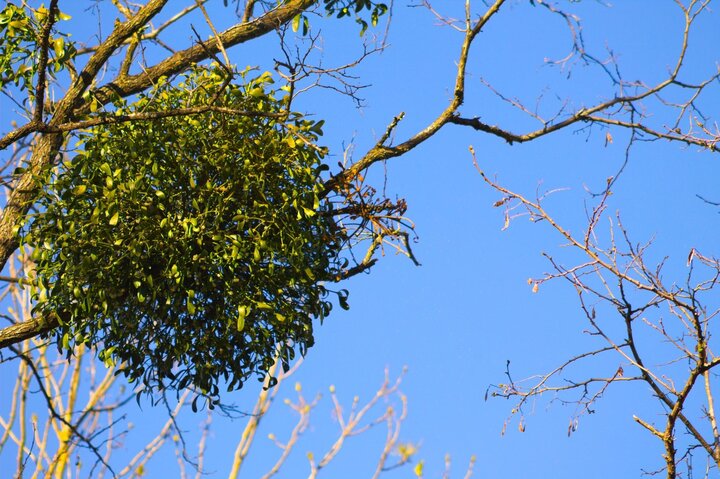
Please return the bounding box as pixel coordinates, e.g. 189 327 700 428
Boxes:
0 314 59 350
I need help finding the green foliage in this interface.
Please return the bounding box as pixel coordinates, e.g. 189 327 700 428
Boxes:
324 0 388 19
292 0 387 36
0 3 75 94
325 0 388 36
21 65 345 402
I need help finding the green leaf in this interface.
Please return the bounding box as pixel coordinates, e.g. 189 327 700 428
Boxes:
108 211 119 226
237 305 248 331
53 37 64 57
304 268 315 280
310 120 325 135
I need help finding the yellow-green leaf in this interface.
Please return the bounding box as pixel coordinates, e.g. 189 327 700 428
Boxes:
53 37 64 57
108 211 119 226
237 305 248 331
34 7 48 21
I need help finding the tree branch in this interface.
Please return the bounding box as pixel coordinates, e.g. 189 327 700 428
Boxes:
81 0 316 115
0 314 59 350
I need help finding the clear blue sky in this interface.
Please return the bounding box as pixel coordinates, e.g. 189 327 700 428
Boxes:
2 1 719 478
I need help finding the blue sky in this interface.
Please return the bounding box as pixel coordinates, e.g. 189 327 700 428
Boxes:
1 1 719 478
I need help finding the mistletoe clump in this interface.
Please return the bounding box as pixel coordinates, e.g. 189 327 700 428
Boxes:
22 66 346 401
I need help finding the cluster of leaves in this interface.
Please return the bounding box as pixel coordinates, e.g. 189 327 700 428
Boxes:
323 0 388 19
292 0 388 36
0 3 75 95
326 0 388 35
20 65 346 402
